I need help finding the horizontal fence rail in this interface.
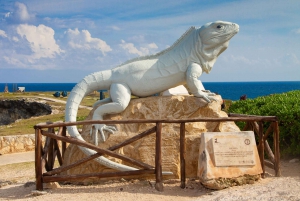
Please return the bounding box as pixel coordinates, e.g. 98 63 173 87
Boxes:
34 114 280 191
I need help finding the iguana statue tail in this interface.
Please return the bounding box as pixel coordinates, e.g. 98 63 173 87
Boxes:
65 70 138 171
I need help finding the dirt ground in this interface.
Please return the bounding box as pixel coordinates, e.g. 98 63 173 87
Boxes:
0 159 299 201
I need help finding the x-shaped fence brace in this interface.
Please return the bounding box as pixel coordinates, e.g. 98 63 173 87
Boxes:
34 114 280 191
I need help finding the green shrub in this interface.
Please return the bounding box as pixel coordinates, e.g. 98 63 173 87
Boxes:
228 90 300 156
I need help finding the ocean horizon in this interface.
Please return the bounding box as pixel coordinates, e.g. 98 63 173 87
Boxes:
1 81 300 101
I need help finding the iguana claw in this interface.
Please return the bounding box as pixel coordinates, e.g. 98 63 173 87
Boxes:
90 124 117 145
196 90 217 103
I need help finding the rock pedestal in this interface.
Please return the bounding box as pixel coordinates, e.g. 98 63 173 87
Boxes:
62 95 240 183
198 131 262 189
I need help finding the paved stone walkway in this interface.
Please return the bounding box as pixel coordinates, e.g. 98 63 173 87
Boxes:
0 151 34 166
37 97 93 110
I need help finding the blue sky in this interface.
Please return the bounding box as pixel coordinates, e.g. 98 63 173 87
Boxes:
0 0 299 83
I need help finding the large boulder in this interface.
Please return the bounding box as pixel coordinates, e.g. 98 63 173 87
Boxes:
62 95 240 183
0 99 52 125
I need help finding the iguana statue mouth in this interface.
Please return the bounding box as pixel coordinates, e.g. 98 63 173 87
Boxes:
65 21 239 172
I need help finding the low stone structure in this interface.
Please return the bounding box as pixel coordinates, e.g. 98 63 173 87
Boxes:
62 95 240 183
0 134 38 154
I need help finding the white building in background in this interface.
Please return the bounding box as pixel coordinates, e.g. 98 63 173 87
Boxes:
17 87 25 92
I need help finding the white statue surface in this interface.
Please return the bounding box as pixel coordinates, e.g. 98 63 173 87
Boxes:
65 21 239 172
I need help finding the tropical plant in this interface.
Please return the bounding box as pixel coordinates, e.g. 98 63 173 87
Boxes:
228 90 300 156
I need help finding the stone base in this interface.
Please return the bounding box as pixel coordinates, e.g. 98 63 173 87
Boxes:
201 174 261 190
0 134 45 154
198 131 263 190
62 95 240 183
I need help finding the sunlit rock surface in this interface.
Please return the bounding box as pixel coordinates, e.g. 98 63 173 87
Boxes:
62 95 240 183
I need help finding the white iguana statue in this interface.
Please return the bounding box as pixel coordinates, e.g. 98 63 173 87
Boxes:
65 21 239 172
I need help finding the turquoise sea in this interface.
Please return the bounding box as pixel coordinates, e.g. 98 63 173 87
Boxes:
1 81 300 101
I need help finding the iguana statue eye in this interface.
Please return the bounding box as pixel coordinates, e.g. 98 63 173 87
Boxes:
217 25 223 29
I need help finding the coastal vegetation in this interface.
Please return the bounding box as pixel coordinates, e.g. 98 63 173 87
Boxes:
228 90 300 156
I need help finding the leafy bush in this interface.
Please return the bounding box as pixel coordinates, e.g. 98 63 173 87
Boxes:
228 90 300 156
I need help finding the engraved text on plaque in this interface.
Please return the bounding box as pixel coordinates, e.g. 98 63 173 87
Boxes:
212 135 256 167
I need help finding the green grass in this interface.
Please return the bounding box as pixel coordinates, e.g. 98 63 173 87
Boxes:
223 99 233 112
0 91 98 136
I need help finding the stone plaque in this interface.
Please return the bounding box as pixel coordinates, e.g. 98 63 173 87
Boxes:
212 133 255 167
198 131 262 187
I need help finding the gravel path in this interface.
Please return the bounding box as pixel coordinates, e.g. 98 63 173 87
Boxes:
0 160 299 200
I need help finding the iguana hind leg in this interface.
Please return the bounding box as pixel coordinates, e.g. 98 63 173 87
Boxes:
92 97 112 108
90 83 131 145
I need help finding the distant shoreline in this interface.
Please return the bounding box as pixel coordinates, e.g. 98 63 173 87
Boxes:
1 81 300 100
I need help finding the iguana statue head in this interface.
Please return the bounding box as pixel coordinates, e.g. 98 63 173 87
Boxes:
197 21 239 73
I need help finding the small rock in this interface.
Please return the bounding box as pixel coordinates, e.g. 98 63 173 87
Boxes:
148 181 156 187
43 182 60 189
51 109 60 114
31 190 48 196
130 179 139 183
248 180 255 184
0 180 12 187
24 181 35 188
289 159 299 163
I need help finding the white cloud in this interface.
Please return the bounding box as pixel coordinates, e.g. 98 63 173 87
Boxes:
5 2 35 23
65 28 112 55
14 2 31 21
120 40 143 56
0 30 7 38
5 12 11 18
3 56 25 67
111 26 121 31
147 43 158 49
222 55 256 66
16 24 63 61
12 36 19 42
119 40 158 56
279 53 300 65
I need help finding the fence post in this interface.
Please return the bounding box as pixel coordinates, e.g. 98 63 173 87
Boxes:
274 121 281 176
258 121 265 178
180 122 186 188
155 122 163 191
35 128 43 190
62 126 67 157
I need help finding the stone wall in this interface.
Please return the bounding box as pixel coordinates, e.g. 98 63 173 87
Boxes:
0 134 39 154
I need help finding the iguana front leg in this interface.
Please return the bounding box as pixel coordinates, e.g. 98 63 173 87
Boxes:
186 63 216 102
90 83 131 145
